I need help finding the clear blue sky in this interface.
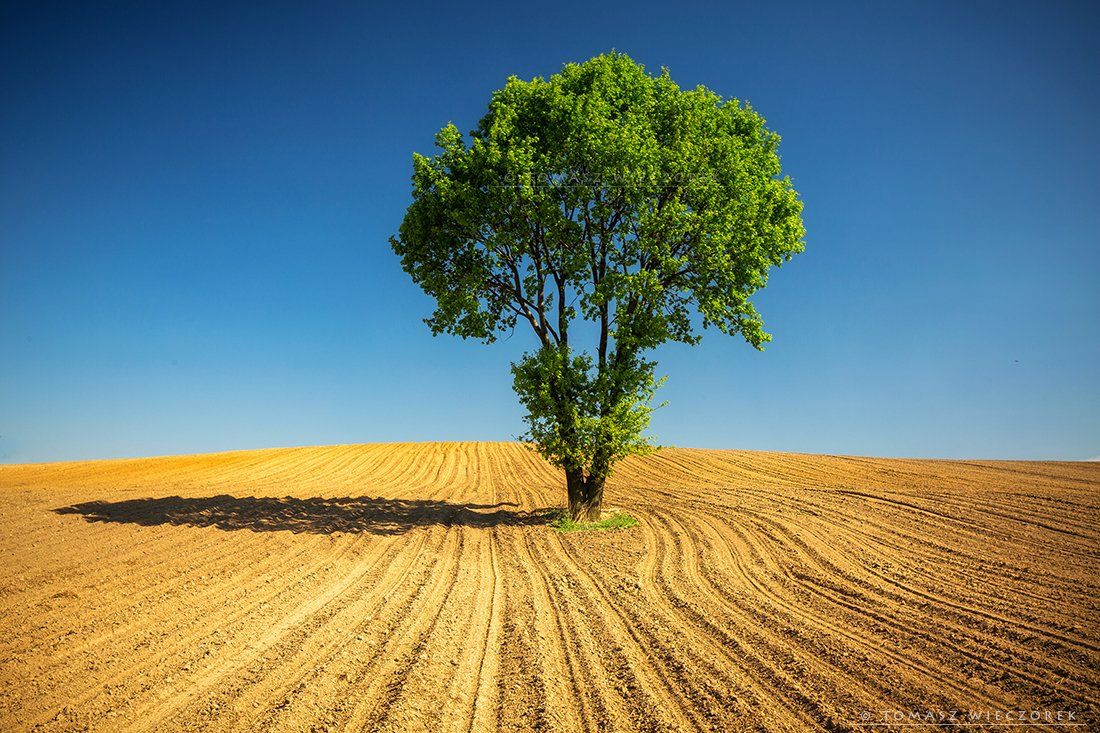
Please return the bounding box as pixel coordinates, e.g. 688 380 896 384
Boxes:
2 1 1097 463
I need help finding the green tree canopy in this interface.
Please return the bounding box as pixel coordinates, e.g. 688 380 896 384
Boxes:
392 52 804 520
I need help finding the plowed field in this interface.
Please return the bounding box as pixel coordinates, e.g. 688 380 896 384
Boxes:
1 442 1097 731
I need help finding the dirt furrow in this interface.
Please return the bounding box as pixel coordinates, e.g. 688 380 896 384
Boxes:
1 442 1096 732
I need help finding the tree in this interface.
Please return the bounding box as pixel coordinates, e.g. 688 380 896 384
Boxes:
391 52 805 521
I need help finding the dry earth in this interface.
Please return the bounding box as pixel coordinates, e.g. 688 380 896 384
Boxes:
0 442 1097 732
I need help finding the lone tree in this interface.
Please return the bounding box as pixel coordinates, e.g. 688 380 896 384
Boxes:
392 52 804 521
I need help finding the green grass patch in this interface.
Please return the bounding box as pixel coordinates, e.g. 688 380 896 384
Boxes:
547 508 640 533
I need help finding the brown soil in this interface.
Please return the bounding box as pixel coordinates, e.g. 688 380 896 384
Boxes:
0 442 1096 731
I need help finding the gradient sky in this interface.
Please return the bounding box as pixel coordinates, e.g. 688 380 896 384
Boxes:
2 0 1098 463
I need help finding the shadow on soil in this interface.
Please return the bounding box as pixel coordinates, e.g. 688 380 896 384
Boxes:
54 495 553 536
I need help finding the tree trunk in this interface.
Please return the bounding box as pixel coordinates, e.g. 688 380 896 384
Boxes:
566 469 606 522
566 469 587 521
582 473 605 521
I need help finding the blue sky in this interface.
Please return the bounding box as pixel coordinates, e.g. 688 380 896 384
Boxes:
2 0 1097 463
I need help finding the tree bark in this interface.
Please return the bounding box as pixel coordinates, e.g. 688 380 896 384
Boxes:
566 469 606 522
582 473 605 521
566 468 586 521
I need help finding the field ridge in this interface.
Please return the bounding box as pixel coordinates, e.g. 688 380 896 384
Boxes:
1 442 1096 731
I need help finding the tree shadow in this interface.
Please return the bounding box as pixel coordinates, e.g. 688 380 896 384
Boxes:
54 495 554 536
